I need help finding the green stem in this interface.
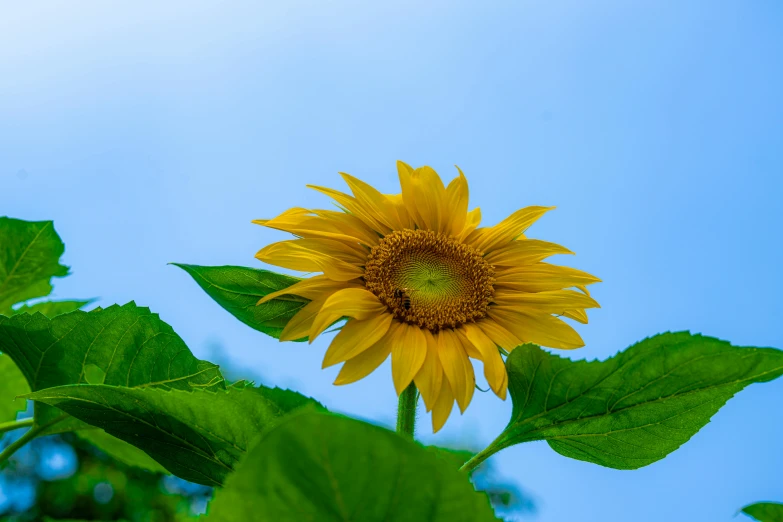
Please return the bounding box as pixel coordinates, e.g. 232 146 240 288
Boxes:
0 417 34 436
0 413 67 466
0 423 47 466
396 381 418 439
459 443 498 475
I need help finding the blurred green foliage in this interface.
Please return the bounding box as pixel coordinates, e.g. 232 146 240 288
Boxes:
1 431 208 521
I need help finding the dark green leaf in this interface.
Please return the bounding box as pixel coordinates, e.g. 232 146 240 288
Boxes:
11 299 92 317
44 519 130 522
205 411 498 522
742 503 783 522
76 428 169 474
172 264 308 340
0 217 69 312
489 332 783 470
28 384 320 487
0 353 29 423
0 302 224 434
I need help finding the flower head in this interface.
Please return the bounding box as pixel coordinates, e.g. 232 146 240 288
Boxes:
255 161 600 432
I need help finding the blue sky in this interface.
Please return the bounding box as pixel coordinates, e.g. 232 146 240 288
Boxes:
2 1 782 520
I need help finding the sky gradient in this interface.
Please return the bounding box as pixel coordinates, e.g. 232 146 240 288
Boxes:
2 1 782 520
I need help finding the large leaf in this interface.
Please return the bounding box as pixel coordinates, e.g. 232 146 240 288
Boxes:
0 353 30 423
742 502 783 522
28 384 320 487
428 446 475 468
172 264 308 339
76 428 169 474
0 303 224 434
483 332 783 470
43 519 130 522
205 411 498 522
428 446 532 516
11 299 92 317
0 217 69 312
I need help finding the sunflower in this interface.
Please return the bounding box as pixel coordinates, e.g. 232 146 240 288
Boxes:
254 161 600 432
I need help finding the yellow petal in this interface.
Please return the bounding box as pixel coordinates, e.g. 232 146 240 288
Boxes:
444 166 469 237
396 161 425 227
309 288 387 342
307 184 390 234
477 318 524 353
291 238 366 262
575 284 591 297
391 323 428 395
384 192 415 229
333 327 395 385
492 289 600 314
467 206 554 253
279 297 327 341
413 330 444 411
413 166 447 233
322 313 394 368
398 161 448 232
253 207 376 246
257 275 359 305
460 336 482 359
436 329 475 413
255 239 365 282
312 209 382 247
562 308 589 324
488 308 585 349
495 262 602 293
457 207 482 242
485 239 574 267
459 323 507 400
432 378 455 433
339 173 406 231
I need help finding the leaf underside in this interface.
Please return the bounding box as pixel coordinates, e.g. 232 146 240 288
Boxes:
28 384 320 487
173 264 308 340
741 502 783 522
496 332 783 469
205 411 498 521
0 217 69 313
76 428 169 474
0 353 30 423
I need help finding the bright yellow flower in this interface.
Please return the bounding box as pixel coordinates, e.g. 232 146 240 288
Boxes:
254 161 600 432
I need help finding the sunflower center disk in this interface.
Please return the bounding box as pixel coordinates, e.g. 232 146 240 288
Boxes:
364 229 495 331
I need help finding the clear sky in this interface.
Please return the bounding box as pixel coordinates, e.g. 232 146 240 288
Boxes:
2 1 782 521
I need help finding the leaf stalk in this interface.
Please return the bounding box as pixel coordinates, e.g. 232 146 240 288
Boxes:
459 442 499 474
0 421 47 466
0 417 34 436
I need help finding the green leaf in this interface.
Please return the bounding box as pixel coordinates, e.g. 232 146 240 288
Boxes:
172 264 308 340
0 302 224 434
43 519 131 522
44 519 130 522
0 217 69 312
205 411 498 522
427 446 475 468
11 299 92 317
0 353 30 423
742 502 783 522
76 428 169 474
486 332 783 470
27 384 320 487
